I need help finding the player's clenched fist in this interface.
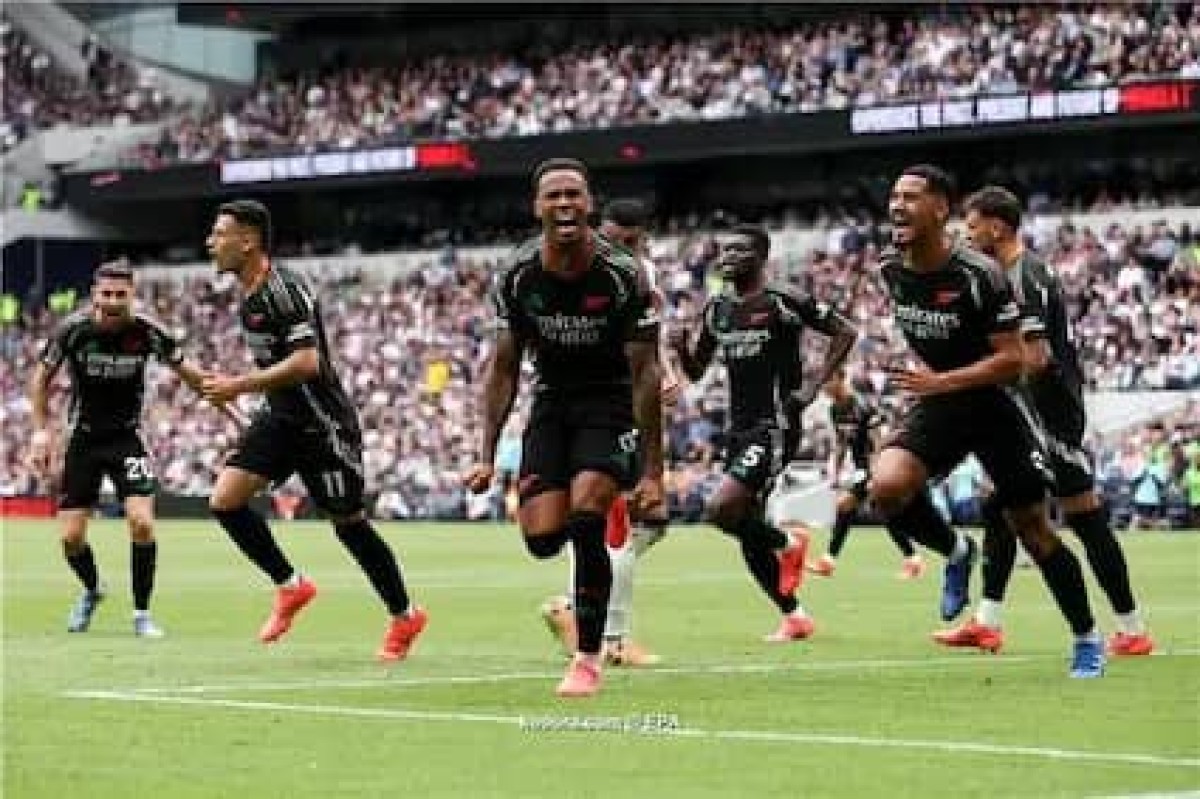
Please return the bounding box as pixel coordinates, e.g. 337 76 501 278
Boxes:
629 475 665 519
463 462 495 494
30 429 53 476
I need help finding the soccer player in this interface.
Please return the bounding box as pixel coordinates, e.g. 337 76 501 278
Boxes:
539 197 674 667
809 368 925 579
871 165 1104 678
464 159 665 697
29 259 230 637
201 199 427 661
932 185 1153 656
669 224 857 642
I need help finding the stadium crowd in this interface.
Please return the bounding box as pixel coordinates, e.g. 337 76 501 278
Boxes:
0 215 1196 525
1 17 176 154
136 3 1200 165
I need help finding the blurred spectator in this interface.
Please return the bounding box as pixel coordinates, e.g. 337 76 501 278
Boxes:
1 17 175 154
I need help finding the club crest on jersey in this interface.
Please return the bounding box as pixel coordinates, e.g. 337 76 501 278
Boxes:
247 313 266 329
933 290 960 306
748 311 771 325
122 332 145 353
583 295 610 312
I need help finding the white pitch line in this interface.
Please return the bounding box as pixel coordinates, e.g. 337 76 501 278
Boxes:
1092 793 1200 798
63 689 1200 770
82 648 1200 696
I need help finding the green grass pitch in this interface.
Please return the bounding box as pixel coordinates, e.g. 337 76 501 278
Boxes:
4 519 1198 798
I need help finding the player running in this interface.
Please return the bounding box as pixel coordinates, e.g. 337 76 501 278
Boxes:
931 185 1153 657
30 259 237 637
465 159 665 697
870 165 1105 678
202 199 427 662
809 368 925 580
670 224 857 642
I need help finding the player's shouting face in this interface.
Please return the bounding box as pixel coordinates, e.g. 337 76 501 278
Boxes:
888 173 948 249
91 274 134 331
718 231 763 281
535 168 592 248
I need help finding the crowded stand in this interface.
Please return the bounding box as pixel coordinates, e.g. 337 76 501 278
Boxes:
0 17 176 154
2 212 1196 525
135 3 1200 165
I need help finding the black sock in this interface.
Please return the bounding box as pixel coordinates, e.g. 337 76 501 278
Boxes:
335 519 411 616
981 499 1018 603
566 511 610 655
884 523 916 557
131 541 157 611
729 515 790 550
1068 505 1137 616
64 542 99 593
739 538 799 614
212 506 294 585
888 490 956 557
828 509 852 557
1032 542 1096 636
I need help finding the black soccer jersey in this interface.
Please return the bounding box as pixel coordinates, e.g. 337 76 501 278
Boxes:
40 310 182 434
490 232 659 395
1007 250 1087 439
880 243 1022 372
238 265 357 432
696 286 840 431
829 393 883 469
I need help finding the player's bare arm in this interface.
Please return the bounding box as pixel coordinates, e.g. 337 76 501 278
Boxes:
791 314 858 410
465 329 523 494
29 361 56 474
627 338 665 516
668 316 715 382
201 347 320 404
891 328 1025 396
173 359 248 428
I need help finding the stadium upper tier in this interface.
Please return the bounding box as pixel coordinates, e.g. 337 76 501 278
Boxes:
123 3 1200 165
1 17 177 153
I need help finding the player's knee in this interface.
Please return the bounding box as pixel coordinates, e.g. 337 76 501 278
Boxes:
868 474 913 519
127 515 154 543
836 492 858 516
1005 504 1058 560
208 488 245 514
703 499 740 533
524 531 568 560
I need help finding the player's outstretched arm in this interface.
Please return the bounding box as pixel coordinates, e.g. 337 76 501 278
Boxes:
465 330 523 494
201 347 320 404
